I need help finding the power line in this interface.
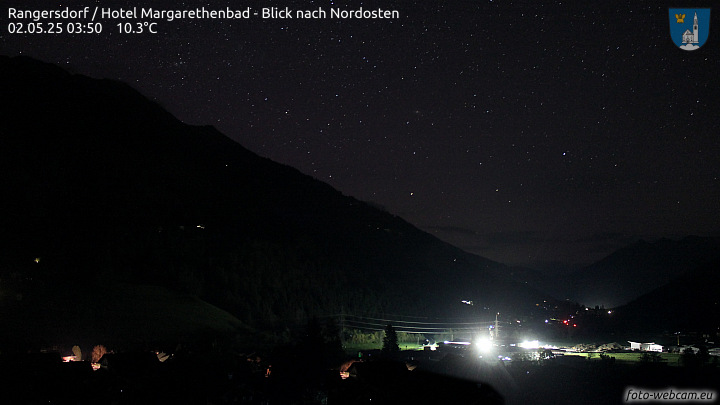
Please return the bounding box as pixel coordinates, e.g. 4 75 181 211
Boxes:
341 314 498 326
344 320 479 332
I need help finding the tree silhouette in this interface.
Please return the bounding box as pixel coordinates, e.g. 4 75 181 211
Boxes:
681 347 699 368
72 345 83 361
91 345 107 363
382 324 399 355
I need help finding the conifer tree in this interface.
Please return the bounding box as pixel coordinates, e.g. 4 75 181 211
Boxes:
382 324 399 355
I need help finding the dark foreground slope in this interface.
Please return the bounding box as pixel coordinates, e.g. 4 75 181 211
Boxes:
0 56 550 341
0 282 247 350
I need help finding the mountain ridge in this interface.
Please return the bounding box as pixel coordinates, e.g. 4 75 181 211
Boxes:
612 257 720 335
0 56 551 337
567 236 720 308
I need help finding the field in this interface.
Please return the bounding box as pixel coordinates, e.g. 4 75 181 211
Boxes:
341 341 691 367
564 351 684 366
342 342 425 353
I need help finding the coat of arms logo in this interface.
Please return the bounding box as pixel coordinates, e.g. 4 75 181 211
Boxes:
669 8 710 51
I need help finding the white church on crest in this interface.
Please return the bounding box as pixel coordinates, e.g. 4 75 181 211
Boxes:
682 12 699 44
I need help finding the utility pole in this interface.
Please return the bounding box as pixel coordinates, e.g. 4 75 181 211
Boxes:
339 306 345 345
494 312 500 340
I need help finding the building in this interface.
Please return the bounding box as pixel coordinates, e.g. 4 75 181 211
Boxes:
628 341 663 352
682 12 700 44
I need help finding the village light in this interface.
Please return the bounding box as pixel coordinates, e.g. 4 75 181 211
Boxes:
475 337 493 353
444 341 471 346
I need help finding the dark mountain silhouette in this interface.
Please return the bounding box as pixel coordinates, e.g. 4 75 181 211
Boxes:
567 236 720 308
0 56 551 344
612 258 720 334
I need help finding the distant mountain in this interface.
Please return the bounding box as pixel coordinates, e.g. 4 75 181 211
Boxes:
0 56 551 342
567 237 720 308
612 258 720 334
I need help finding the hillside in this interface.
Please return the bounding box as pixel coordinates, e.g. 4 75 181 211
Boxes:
0 282 247 350
612 258 720 334
0 56 551 343
567 237 720 308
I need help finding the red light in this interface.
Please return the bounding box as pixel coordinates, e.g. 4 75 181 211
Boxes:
563 320 568 325
573 324 577 327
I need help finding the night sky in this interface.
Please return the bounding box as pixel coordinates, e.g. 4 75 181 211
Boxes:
3 0 719 269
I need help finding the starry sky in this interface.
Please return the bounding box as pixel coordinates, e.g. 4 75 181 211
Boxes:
3 0 719 269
